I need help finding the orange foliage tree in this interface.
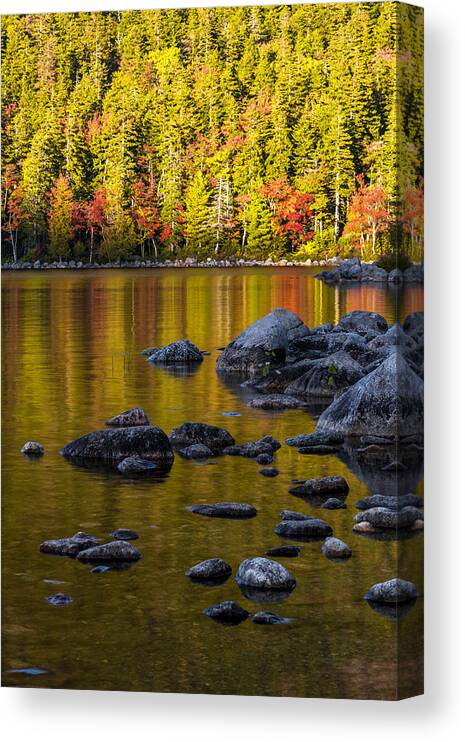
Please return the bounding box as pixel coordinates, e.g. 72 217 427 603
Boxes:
344 175 390 257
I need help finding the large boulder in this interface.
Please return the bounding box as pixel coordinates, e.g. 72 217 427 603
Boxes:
235 557 296 591
169 422 234 455
355 493 423 511
316 351 423 439
105 407 150 427
60 426 174 468
336 310 388 336
147 339 203 364
216 308 309 375
285 352 364 399
353 506 422 530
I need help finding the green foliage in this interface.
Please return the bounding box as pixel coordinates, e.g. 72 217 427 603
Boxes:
1 4 423 262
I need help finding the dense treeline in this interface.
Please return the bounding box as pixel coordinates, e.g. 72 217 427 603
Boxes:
1 3 423 264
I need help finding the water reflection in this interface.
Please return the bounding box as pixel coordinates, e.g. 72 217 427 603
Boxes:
2 268 423 699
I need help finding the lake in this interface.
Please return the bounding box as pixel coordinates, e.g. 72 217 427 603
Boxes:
1 266 423 699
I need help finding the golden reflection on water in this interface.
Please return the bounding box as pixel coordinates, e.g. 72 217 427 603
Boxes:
2 268 423 698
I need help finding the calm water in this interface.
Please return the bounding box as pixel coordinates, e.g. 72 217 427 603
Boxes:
2 267 423 699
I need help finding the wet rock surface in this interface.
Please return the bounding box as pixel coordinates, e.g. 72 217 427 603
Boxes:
235 557 296 592
355 493 423 510
275 518 332 540
40 531 100 558
248 394 307 410
259 467 280 477
21 441 45 456
77 540 141 562
289 476 349 499
203 601 249 625
216 308 309 375
105 407 150 427
251 611 291 625
117 456 160 473
178 443 214 459
322 537 352 559
285 352 365 399
316 351 423 439
185 558 232 584
364 578 420 604
61 426 174 468
265 545 301 557
187 502 257 519
169 422 234 455
146 340 203 364
110 529 139 541
354 506 422 530
321 498 346 509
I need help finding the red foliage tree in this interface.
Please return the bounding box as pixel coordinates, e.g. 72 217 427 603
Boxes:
74 189 107 262
401 179 424 250
131 178 162 258
260 178 314 251
344 175 390 257
1 164 30 262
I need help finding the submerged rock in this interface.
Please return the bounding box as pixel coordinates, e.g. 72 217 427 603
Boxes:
259 467 280 477
316 351 423 439
265 545 301 557
322 537 352 559
185 558 232 583
364 578 420 603
169 422 234 455
21 441 44 457
235 557 296 591
187 502 257 519
178 443 214 459
105 407 150 427
248 394 307 410
321 497 346 509
224 437 275 459
147 340 203 364
256 453 273 465
110 528 139 541
251 611 291 625
77 540 141 562
117 456 160 473
61 426 174 468
275 518 332 540
279 509 314 522
46 593 73 606
40 531 100 558
216 308 309 375
289 476 349 498
203 601 249 625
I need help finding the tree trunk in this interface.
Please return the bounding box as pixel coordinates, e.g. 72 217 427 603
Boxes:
151 238 158 259
89 227 94 263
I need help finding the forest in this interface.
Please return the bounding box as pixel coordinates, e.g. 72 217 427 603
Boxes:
1 3 424 264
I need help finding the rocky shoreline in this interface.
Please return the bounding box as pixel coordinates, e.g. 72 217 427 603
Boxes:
2 256 423 280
